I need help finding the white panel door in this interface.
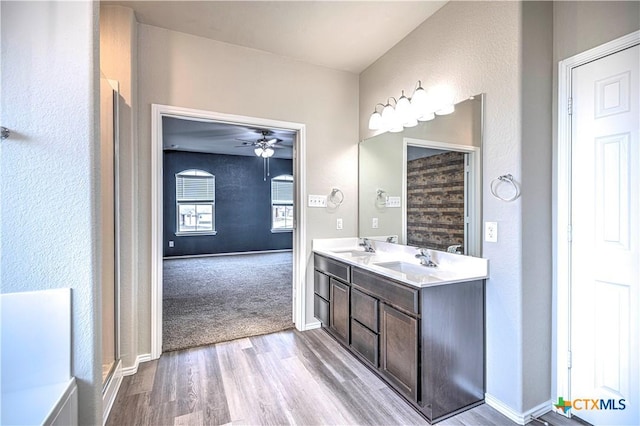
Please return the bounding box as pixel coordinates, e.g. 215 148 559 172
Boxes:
571 44 639 425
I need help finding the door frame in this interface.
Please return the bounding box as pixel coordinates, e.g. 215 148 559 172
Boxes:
402 138 481 257
150 104 307 359
555 30 639 414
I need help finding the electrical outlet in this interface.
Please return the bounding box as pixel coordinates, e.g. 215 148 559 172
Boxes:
308 194 327 207
485 222 498 242
336 218 343 230
168 241 174 248
372 217 379 229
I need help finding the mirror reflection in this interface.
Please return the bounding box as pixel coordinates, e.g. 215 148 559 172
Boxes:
358 94 483 256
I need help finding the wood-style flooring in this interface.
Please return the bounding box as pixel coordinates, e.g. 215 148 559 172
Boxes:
107 328 587 426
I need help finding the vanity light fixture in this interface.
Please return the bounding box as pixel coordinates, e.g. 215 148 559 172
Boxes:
381 98 404 133
368 103 385 131
368 81 456 132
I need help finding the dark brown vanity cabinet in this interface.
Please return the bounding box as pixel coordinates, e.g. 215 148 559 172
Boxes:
329 278 350 344
380 303 419 401
313 254 351 345
313 253 484 423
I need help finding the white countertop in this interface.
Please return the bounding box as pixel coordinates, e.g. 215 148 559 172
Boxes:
313 238 489 289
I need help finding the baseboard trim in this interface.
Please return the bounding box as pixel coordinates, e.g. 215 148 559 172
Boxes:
163 249 292 260
301 320 321 331
102 361 123 425
121 353 152 377
485 394 552 425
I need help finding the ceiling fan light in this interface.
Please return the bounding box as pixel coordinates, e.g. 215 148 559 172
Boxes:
262 147 275 158
254 147 264 157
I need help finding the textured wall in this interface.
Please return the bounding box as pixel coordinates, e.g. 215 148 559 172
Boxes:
137 24 359 352
406 152 465 252
0 2 102 424
163 151 293 256
99 5 140 373
360 1 527 412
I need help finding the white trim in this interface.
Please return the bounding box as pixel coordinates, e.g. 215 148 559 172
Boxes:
402 137 482 256
555 30 640 412
302 320 321 331
102 360 123 425
485 394 552 425
151 104 307 360
121 353 152 377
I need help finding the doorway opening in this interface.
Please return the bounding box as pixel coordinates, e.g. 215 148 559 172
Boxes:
150 105 307 357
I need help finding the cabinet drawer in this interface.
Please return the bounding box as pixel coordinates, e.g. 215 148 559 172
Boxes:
314 271 330 301
351 319 379 367
351 288 378 332
314 294 329 326
314 254 350 282
352 268 419 315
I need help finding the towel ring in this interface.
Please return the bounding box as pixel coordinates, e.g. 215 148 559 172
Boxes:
376 189 388 207
329 188 344 206
490 174 520 202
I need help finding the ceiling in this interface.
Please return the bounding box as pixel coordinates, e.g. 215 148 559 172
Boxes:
111 1 447 156
102 0 447 74
163 117 296 159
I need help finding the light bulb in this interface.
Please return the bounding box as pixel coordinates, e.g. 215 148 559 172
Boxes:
262 147 275 158
254 147 264 157
431 85 455 115
395 91 413 126
381 103 397 132
368 111 382 130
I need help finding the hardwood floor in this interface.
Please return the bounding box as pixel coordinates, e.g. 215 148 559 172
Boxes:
107 329 586 426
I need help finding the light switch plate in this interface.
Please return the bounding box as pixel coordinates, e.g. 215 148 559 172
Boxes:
336 218 343 230
372 218 379 229
308 194 327 207
386 196 401 208
485 222 498 242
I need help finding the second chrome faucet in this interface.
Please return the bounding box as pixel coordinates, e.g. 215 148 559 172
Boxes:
415 247 438 267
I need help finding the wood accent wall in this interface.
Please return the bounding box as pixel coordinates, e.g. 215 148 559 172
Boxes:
406 151 465 252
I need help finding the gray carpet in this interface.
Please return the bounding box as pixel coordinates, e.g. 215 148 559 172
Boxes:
163 251 294 352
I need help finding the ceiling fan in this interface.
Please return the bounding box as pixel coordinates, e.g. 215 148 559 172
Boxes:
235 130 283 180
235 130 283 158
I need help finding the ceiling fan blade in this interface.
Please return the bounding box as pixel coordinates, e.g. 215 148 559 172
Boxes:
265 138 278 146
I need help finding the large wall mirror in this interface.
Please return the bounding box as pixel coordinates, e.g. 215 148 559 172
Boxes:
359 94 483 256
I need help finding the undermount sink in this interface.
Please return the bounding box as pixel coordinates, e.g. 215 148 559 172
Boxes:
374 261 442 282
331 249 375 257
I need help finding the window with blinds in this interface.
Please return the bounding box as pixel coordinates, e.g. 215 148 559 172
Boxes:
175 169 216 234
271 174 294 231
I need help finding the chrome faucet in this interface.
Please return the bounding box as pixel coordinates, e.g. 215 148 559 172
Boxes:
447 244 463 254
359 238 376 253
415 248 438 267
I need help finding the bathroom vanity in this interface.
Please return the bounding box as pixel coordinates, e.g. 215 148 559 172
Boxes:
313 238 488 423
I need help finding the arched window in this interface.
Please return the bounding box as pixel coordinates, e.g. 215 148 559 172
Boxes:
271 174 293 231
175 169 216 235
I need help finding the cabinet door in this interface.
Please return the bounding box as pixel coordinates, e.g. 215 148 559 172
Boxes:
314 294 329 326
380 303 418 401
329 278 350 344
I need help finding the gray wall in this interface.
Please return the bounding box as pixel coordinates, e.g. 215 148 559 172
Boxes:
360 1 531 413
360 0 639 415
100 4 140 377
0 2 102 424
136 24 359 354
